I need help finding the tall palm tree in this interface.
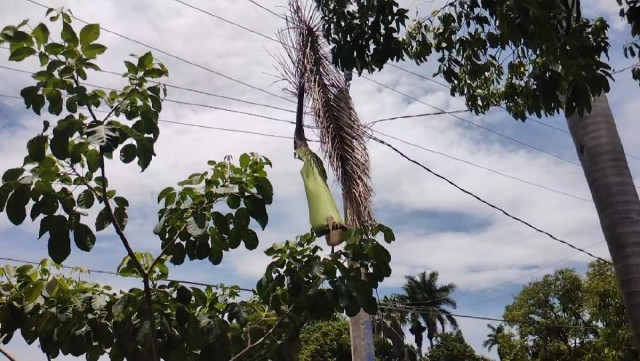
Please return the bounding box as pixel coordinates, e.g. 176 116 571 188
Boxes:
394 271 459 352
561 2 640 346
483 323 504 359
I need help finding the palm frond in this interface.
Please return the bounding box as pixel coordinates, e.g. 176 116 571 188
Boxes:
278 0 374 228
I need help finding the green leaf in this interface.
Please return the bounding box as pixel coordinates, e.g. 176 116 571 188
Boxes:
27 135 47 162
3 168 24 182
209 247 223 265
233 207 250 230
244 195 268 230
255 178 273 205
124 60 137 74
23 282 44 304
77 190 95 209
242 229 259 250
82 43 106 58
6 184 30 225
61 21 78 48
157 187 174 203
0 182 17 212
85 149 101 173
239 153 251 169
114 207 128 230
79 23 99 47
136 137 154 171
119 143 136 163
143 68 165 79
228 228 242 249
137 51 153 70
44 42 64 55
38 52 49 66
381 226 395 243
9 46 36 61
48 227 71 264
211 212 230 236
50 133 70 159
114 196 129 208
32 23 50 47
170 242 186 265
226 193 241 209
95 207 111 231
73 223 95 252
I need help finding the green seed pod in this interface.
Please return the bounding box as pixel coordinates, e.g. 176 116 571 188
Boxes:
296 146 344 237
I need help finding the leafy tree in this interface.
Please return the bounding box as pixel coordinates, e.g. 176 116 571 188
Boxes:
0 7 397 360
314 0 640 348
299 318 352 361
425 330 491 361
503 261 638 361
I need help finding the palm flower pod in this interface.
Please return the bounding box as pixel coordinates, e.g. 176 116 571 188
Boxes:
276 0 374 245
296 146 345 245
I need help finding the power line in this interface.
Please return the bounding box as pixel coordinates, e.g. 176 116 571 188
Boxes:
0 62 298 115
0 256 254 292
363 76 582 167
378 304 598 330
171 0 282 43
369 135 611 264
373 130 593 203
22 0 295 105
0 93 316 141
246 0 287 20
388 64 640 162
366 109 470 126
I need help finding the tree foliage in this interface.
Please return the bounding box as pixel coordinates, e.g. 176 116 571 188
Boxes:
425 330 491 361
0 7 397 361
492 260 638 361
314 0 632 119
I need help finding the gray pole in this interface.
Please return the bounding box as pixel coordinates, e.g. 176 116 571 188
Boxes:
344 69 377 361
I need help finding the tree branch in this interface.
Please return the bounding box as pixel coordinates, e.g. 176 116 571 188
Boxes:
97 152 160 361
229 316 287 361
0 345 17 361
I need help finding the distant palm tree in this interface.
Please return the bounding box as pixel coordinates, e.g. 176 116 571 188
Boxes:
390 271 458 353
483 324 504 359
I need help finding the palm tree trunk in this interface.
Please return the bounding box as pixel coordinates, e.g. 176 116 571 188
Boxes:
565 94 640 347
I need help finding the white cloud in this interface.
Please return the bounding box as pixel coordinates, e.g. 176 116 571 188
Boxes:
0 0 639 359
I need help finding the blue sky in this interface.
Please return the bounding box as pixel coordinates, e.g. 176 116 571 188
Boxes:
1 0 639 359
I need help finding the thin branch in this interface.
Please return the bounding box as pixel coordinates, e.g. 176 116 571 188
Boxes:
0 345 17 361
97 151 160 361
149 225 185 272
229 316 287 361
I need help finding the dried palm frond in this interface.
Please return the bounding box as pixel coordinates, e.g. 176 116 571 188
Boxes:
277 0 374 229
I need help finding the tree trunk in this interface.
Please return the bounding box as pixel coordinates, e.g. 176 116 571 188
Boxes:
565 94 640 347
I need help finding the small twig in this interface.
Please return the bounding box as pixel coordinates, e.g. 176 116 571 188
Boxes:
148 225 185 272
0 343 18 361
103 88 136 121
229 317 286 361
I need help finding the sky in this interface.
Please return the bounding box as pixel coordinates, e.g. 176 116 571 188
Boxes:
0 0 639 359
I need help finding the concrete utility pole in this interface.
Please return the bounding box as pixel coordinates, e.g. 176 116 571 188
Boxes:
344 69 376 361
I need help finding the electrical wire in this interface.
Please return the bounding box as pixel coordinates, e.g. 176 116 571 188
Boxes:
22 0 295 105
0 93 318 141
373 130 593 203
363 76 582 167
388 63 640 162
378 304 598 330
366 109 470 126
368 135 611 264
0 256 254 292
